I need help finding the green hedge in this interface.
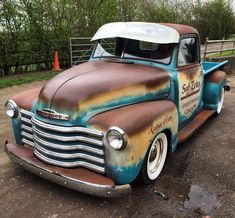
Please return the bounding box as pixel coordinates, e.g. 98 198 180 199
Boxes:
0 0 234 76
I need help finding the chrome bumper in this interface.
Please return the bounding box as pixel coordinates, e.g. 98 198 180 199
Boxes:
4 142 131 198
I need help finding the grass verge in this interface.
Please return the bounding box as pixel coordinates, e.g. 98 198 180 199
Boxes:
208 50 235 58
0 71 58 89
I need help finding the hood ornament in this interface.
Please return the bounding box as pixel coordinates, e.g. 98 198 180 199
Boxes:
36 108 69 121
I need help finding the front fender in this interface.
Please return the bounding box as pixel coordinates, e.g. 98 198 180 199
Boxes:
11 87 42 111
9 87 42 144
88 100 178 184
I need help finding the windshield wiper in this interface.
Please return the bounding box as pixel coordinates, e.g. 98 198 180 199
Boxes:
102 57 134 64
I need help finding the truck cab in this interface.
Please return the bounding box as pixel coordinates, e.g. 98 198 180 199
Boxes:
91 23 203 128
5 22 229 197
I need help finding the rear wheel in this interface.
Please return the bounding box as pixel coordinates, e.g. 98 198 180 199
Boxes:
216 87 225 114
139 132 168 184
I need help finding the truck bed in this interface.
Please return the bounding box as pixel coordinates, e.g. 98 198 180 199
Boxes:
201 61 228 75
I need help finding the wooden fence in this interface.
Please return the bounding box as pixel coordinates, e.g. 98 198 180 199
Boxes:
203 37 235 60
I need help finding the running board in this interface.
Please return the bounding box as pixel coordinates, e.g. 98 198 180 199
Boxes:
177 110 216 143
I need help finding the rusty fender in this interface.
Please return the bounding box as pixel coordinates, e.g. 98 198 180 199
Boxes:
7 88 42 144
206 70 226 83
203 70 229 110
11 87 42 111
88 100 178 184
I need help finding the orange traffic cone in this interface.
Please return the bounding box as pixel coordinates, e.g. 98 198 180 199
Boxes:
53 50 61 71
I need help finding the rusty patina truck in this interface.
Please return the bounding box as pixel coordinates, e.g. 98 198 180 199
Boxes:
4 22 230 197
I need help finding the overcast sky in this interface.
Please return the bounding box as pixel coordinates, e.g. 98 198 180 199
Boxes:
192 0 235 11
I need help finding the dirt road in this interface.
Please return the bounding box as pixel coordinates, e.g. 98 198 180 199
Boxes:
0 77 234 218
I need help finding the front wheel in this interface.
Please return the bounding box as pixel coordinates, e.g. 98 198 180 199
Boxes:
216 87 225 114
139 132 168 184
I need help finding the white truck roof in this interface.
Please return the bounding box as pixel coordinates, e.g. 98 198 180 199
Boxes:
91 22 180 44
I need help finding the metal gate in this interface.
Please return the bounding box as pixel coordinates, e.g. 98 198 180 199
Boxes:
69 37 93 66
69 37 116 66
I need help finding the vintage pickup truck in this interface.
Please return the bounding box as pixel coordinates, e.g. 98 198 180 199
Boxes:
5 22 230 197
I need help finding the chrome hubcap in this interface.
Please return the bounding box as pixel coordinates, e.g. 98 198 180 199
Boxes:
148 139 163 173
146 132 168 181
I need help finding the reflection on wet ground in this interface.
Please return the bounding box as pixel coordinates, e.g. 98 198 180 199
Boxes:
184 185 220 214
150 150 222 216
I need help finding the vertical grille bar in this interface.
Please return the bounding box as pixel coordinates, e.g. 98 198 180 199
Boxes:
20 109 33 147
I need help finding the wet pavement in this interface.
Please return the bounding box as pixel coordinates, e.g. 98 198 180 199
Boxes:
0 75 234 217
184 185 220 215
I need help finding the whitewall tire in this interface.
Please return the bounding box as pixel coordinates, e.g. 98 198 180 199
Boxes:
216 87 225 114
140 132 168 184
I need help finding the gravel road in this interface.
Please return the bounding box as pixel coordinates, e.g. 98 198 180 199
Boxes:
0 76 234 218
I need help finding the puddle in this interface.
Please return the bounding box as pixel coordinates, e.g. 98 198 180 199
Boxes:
184 185 221 214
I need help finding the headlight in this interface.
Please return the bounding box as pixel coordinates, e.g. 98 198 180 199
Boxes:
105 126 128 150
5 100 18 118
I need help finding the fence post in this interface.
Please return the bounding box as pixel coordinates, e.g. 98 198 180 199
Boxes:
220 37 225 56
233 40 235 55
203 37 208 61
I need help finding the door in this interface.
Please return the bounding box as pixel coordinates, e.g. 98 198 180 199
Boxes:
177 36 203 127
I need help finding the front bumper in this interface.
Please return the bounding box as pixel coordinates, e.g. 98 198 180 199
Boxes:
4 142 132 198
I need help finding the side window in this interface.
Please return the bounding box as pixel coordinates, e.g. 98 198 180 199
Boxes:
177 37 199 66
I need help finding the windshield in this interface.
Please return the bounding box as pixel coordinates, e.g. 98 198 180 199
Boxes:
92 37 174 64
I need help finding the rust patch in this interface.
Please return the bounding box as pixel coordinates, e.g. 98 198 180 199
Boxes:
206 71 226 83
161 23 199 36
6 143 115 186
11 87 42 110
39 61 106 104
177 65 200 80
89 100 176 135
38 61 170 109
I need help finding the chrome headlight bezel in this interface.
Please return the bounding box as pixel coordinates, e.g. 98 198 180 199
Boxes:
5 100 19 118
105 126 128 150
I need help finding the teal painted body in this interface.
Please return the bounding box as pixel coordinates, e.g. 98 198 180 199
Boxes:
10 48 228 185
203 81 225 110
34 87 170 127
106 161 144 184
202 61 228 74
12 117 23 145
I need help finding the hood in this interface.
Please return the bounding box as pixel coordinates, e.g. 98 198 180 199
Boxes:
36 60 171 124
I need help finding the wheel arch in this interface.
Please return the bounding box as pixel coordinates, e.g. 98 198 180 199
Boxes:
142 128 171 160
162 128 173 155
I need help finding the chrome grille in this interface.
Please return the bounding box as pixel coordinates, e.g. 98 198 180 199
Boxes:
20 109 34 147
19 110 105 174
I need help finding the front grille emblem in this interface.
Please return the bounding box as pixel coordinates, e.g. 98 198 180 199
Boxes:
36 108 69 121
